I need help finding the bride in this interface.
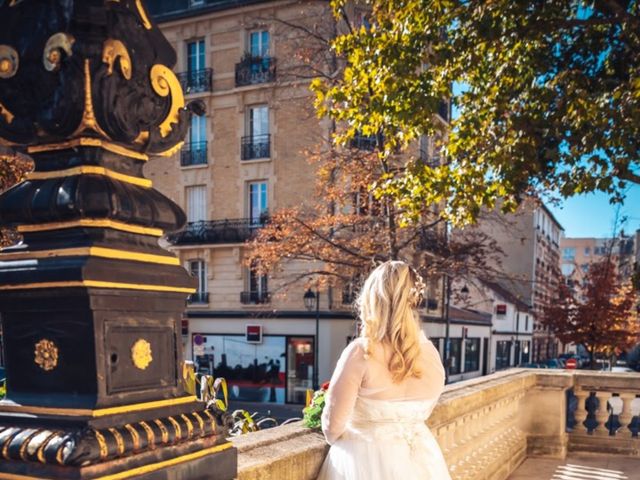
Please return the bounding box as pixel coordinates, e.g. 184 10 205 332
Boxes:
317 260 452 480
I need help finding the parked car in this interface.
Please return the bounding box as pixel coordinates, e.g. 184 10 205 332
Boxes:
545 359 564 369
520 363 540 368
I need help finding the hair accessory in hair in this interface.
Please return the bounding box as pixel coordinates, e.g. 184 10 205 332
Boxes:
408 266 426 308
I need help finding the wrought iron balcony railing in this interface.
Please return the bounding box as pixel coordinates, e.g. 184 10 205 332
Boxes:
177 68 213 94
349 134 377 151
241 134 270 160
187 292 209 304
235 55 276 87
166 217 268 246
180 141 208 167
240 291 271 305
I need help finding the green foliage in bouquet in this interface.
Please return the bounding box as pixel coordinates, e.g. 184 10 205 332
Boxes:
303 382 329 429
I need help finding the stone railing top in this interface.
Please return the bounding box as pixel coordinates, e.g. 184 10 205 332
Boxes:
230 368 640 479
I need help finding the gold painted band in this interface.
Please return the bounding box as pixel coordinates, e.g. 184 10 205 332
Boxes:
27 166 152 188
0 396 198 418
17 219 163 237
0 443 233 480
27 137 149 161
0 280 195 294
0 247 180 266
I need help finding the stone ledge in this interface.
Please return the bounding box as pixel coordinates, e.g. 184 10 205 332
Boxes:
232 422 328 480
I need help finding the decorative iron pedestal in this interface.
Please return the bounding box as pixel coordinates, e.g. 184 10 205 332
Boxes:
0 1 236 478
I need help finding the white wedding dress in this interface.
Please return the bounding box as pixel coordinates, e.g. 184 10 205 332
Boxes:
317 333 452 480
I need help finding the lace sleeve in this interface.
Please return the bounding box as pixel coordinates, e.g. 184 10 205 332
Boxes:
321 339 366 444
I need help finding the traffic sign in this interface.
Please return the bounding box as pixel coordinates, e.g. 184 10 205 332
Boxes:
565 358 577 369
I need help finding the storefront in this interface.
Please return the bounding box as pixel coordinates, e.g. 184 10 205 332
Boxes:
184 312 357 405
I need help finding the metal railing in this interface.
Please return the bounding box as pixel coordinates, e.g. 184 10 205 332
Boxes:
235 56 276 87
349 134 377 151
187 292 209 304
180 141 208 166
240 291 271 304
166 217 269 245
241 134 270 160
177 68 213 94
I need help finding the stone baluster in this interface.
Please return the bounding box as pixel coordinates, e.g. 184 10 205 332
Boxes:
573 389 589 434
594 391 612 436
619 393 635 438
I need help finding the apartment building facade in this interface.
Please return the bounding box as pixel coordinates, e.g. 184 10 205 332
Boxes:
560 230 640 297
477 201 564 363
146 0 470 404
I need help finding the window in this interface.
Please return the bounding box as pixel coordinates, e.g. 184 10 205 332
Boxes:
194 334 314 404
187 39 205 72
521 341 530 363
495 340 511 370
352 189 381 216
561 263 575 276
189 114 207 146
464 338 480 372
448 338 462 375
247 105 269 139
181 115 207 166
353 9 372 30
240 266 269 304
525 315 529 331
562 247 576 261
188 260 207 303
242 106 270 160
584 247 590 256
248 181 268 225
186 185 206 223
249 30 270 57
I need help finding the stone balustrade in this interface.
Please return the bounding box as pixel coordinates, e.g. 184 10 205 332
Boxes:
231 369 640 480
568 371 640 456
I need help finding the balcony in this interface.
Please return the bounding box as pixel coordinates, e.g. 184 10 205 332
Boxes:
187 292 209 304
180 141 208 167
235 55 276 87
231 369 640 480
166 218 268 246
240 291 270 305
241 134 270 160
349 134 377 151
177 68 213 94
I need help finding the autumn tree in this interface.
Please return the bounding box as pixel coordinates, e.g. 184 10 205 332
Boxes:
313 0 640 226
247 137 502 302
246 3 506 300
542 256 639 369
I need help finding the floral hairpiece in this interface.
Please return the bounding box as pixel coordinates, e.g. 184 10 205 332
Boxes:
408 266 426 308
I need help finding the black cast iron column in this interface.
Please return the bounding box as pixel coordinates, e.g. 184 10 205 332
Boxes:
0 1 236 479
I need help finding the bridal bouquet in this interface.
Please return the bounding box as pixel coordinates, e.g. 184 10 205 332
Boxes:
303 381 329 429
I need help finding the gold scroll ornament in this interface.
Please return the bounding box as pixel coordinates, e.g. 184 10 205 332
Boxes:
131 338 153 370
34 339 59 371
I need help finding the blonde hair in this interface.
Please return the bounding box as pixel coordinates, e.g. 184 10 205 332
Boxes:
356 260 425 383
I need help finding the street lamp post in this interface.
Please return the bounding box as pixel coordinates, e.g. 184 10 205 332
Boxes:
443 275 452 384
304 288 320 390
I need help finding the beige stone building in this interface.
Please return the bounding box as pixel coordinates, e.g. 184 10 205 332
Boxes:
145 0 490 404
476 201 564 362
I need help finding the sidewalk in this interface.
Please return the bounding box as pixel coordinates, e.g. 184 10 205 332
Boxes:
508 452 640 479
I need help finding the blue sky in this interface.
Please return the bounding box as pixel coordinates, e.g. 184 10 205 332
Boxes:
547 186 640 238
